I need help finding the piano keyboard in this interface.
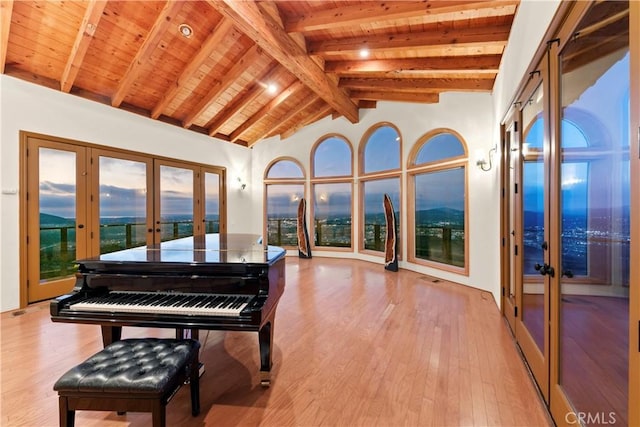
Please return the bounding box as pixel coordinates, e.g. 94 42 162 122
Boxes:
69 291 251 317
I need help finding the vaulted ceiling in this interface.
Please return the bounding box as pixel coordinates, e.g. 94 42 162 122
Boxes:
1 0 519 147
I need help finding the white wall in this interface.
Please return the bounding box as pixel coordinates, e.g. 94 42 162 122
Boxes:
493 0 562 122
0 75 253 311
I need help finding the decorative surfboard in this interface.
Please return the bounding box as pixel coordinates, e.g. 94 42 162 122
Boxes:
297 198 312 258
383 193 398 272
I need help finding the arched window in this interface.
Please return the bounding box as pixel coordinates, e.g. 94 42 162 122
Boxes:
408 129 468 274
263 158 305 248
311 135 353 249
359 123 402 255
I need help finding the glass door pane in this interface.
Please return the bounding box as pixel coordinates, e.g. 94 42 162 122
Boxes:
558 3 630 423
521 82 546 356
204 171 221 234
97 154 150 253
38 148 78 280
26 139 88 303
157 164 195 242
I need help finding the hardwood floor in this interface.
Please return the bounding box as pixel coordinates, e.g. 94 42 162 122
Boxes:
1 257 551 426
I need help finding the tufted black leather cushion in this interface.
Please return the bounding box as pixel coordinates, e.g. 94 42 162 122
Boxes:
54 338 200 395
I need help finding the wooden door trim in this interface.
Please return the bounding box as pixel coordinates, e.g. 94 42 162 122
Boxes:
628 1 639 425
20 133 89 304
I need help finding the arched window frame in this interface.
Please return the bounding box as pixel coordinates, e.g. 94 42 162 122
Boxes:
407 128 469 275
357 122 403 257
263 157 306 249
310 134 354 251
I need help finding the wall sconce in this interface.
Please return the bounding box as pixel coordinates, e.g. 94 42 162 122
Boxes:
237 177 246 191
476 145 498 172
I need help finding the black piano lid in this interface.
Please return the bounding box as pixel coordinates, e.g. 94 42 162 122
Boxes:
80 233 285 266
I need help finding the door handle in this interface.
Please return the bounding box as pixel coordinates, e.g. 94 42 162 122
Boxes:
534 263 555 277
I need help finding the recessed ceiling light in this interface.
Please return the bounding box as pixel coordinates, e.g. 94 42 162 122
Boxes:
359 48 370 59
178 23 193 38
267 83 278 94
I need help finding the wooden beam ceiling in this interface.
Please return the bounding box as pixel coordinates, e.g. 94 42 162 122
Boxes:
284 0 518 32
208 0 360 124
2 0 525 145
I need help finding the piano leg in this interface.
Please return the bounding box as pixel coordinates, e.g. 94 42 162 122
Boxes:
101 325 122 347
258 318 274 387
175 329 200 340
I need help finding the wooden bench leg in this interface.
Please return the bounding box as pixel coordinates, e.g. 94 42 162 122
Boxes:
59 396 74 427
152 400 166 427
190 357 201 416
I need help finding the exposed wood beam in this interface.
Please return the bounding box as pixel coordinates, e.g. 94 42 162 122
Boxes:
229 80 306 142
208 0 360 123
340 77 494 92
183 43 263 129
350 90 440 103
279 99 328 140
339 71 497 80
284 104 334 139
308 23 512 55
1 0 14 74
151 18 234 120
254 92 320 143
60 0 107 93
206 64 280 136
111 0 184 107
284 1 518 32
325 55 502 74
358 100 377 109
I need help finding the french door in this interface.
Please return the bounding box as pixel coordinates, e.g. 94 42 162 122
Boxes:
550 2 631 424
507 61 551 401
24 137 90 303
153 160 225 244
21 134 225 304
503 2 635 425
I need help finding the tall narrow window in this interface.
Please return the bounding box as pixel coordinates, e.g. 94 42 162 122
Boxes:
408 130 468 273
360 123 401 254
264 158 305 247
311 135 353 249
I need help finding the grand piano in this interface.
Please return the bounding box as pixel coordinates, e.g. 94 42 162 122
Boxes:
50 233 286 386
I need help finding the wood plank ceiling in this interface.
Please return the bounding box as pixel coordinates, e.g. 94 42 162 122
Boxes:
1 0 519 147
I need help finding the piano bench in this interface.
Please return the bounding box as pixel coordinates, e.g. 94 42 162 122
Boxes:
53 338 201 427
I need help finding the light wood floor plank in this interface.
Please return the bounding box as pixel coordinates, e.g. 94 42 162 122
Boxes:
1 257 551 426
